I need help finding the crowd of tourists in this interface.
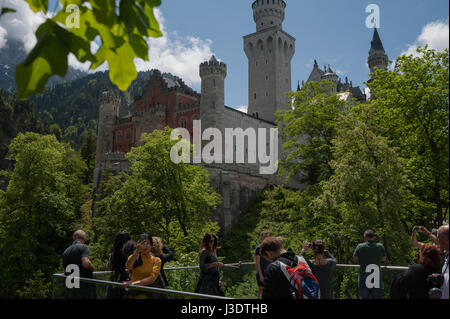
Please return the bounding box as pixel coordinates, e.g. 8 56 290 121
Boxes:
61 224 448 300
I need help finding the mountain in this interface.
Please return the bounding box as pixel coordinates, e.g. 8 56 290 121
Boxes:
0 39 87 92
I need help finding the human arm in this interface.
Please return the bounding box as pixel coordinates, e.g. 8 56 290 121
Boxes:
125 241 142 271
418 226 439 245
411 226 424 249
80 245 94 271
199 250 224 272
81 257 94 271
255 247 264 282
324 250 337 267
261 264 281 299
352 245 359 263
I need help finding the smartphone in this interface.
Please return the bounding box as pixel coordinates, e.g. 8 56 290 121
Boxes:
139 234 148 242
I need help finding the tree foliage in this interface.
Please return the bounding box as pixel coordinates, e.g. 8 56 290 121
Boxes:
0 132 87 297
277 80 349 184
93 127 221 261
368 46 449 226
17 0 163 97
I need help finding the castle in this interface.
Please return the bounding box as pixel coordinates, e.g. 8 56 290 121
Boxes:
93 0 389 233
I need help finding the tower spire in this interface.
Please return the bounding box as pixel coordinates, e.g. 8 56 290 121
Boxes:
368 28 389 75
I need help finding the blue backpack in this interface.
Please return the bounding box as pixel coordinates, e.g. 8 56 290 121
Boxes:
277 255 321 299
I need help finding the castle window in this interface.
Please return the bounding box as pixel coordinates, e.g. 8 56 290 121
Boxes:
180 118 187 128
254 93 257 100
116 131 122 142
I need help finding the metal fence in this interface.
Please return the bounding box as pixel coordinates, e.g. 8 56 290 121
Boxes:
52 262 408 299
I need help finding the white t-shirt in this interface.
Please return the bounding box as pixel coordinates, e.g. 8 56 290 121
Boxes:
442 252 449 299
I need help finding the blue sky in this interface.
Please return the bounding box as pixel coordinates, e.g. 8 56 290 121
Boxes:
156 0 449 109
1 0 449 110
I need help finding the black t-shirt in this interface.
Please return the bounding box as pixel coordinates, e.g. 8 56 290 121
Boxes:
62 241 93 278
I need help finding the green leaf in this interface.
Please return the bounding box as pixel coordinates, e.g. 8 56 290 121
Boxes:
24 0 48 13
0 8 16 16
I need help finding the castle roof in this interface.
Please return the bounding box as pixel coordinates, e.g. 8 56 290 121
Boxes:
370 28 385 52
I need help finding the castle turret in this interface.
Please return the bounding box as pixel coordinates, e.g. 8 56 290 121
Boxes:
199 55 227 131
368 28 388 75
252 0 286 32
95 90 120 169
321 65 339 92
244 0 295 123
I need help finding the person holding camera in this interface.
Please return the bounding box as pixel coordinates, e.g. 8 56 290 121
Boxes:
123 234 162 299
390 244 443 299
301 239 337 299
411 225 439 249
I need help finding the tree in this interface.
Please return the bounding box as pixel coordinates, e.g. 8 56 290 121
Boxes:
94 127 221 260
276 80 350 184
368 46 449 226
0 132 87 298
80 129 97 184
313 104 411 262
8 0 163 98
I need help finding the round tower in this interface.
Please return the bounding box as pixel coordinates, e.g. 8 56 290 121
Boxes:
252 0 286 32
95 90 121 169
321 65 339 92
199 55 227 131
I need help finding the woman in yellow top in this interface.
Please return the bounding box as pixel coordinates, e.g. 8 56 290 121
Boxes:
123 234 162 299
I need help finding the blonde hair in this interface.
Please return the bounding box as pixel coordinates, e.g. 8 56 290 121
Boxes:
151 237 163 256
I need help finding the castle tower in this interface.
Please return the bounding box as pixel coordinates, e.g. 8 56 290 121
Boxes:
199 55 227 131
95 91 120 169
321 65 339 92
368 28 388 75
244 0 295 123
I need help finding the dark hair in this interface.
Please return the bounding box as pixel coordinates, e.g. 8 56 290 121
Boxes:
260 237 283 257
111 231 131 281
139 234 153 246
130 234 153 269
122 240 137 258
312 239 325 254
420 244 442 272
364 229 376 239
199 233 217 256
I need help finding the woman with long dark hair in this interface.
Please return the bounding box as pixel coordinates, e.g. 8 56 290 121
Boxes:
195 233 225 296
106 231 131 299
123 234 162 299
391 244 443 299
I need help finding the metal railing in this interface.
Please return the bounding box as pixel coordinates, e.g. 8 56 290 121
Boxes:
52 262 408 299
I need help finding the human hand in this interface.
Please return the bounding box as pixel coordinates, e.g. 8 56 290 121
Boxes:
219 280 222 288
302 241 311 252
123 281 131 288
418 226 429 235
259 274 264 283
217 262 224 267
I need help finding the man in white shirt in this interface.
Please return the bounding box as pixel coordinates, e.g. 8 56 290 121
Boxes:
437 225 449 299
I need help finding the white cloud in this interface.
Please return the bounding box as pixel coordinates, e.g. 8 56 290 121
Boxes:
401 18 449 57
133 9 214 86
0 0 46 52
233 105 248 113
0 25 7 49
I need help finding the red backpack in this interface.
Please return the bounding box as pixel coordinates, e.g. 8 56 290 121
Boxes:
277 255 321 299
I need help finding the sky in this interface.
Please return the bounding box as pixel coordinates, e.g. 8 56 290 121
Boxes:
0 0 449 112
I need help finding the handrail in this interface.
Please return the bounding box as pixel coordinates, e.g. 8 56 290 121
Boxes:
52 273 233 299
88 262 408 275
